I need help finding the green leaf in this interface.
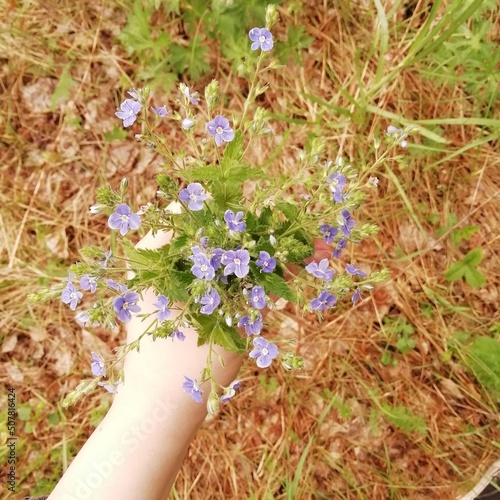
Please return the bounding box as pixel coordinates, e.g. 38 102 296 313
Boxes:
463 248 483 266
223 130 244 160
179 165 221 182
466 336 500 400
121 240 162 270
221 159 266 183
380 403 428 435
51 63 74 110
211 180 242 210
193 314 246 354
276 201 299 221
464 267 486 288
254 272 296 303
444 261 466 281
169 234 189 256
156 173 179 198
451 225 479 245
104 126 127 142
18 404 32 421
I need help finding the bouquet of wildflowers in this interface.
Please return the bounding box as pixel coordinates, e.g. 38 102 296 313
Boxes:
30 6 401 412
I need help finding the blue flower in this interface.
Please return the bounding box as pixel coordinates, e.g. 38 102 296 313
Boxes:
249 337 279 368
151 105 168 117
305 259 334 281
200 288 221 315
115 98 142 127
310 291 337 311
153 294 171 322
224 210 246 232
182 376 203 403
206 115 235 146
179 182 208 211
61 282 83 311
113 292 141 323
90 352 106 377
221 249 250 278
108 204 141 236
248 286 266 310
332 238 347 258
190 249 215 280
99 249 113 268
352 288 363 305
107 279 128 294
220 380 242 403
210 247 225 271
319 224 338 245
327 173 347 203
338 209 356 237
249 27 274 52
238 313 263 335
182 86 199 105
80 275 98 293
169 329 186 341
255 251 276 273
346 263 367 277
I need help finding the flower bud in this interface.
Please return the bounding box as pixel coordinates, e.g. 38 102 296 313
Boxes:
265 4 279 29
204 79 219 113
89 204 105 214
181 118 195 130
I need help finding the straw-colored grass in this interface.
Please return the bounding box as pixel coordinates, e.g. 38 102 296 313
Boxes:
1 0 499 498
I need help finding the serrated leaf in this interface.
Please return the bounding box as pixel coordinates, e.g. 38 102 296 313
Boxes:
223 130 244 160
179 165 221 182
464 267 486 288
276 201 299 221
467 336 500 400
463 248 483 266
193 314 246 354
254 272 296 303
444 261 466 281
169 234 189 255
380 403 428 435
211 180 242 210
51 63 75 110
121 240 162 269
221 159 266 183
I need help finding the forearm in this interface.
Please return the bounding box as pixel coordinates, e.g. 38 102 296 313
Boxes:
49 311 242 500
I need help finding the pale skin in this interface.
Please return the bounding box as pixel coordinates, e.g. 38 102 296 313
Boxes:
48 230 331 500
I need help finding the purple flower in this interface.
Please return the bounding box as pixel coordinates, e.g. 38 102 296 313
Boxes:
332 239 347 258
182 376 203 403
206 115 235 146
128 89 139 100
169 329 186 342
238 313 263 335
151 105 168 117
90 352 106 377
338 210 356 237
113 292 141 323
220 380 242 403
305 259 334 281
224 210 246 232
108 204 142 236
80 275 98 293
107 279 128 294
98 381 122 394
221 249 250 278
310 291 337 311
346 263 367 277
99 249 113 268
179 182 208 211
61 282 83 311
327 173 347 203
182 86 199 105
255 251 277 273
200 288 221 315
210 247 225 271
200 236 209 248
75 311 91 325
115 99 142 127
249 286 266 310
352 288 363 305
153 294 171 322
320 224 338 245
249 27 274 52
249 337 279 368
191 250 215 280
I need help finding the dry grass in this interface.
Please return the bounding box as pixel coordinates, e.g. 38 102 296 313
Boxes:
1 0 499 498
